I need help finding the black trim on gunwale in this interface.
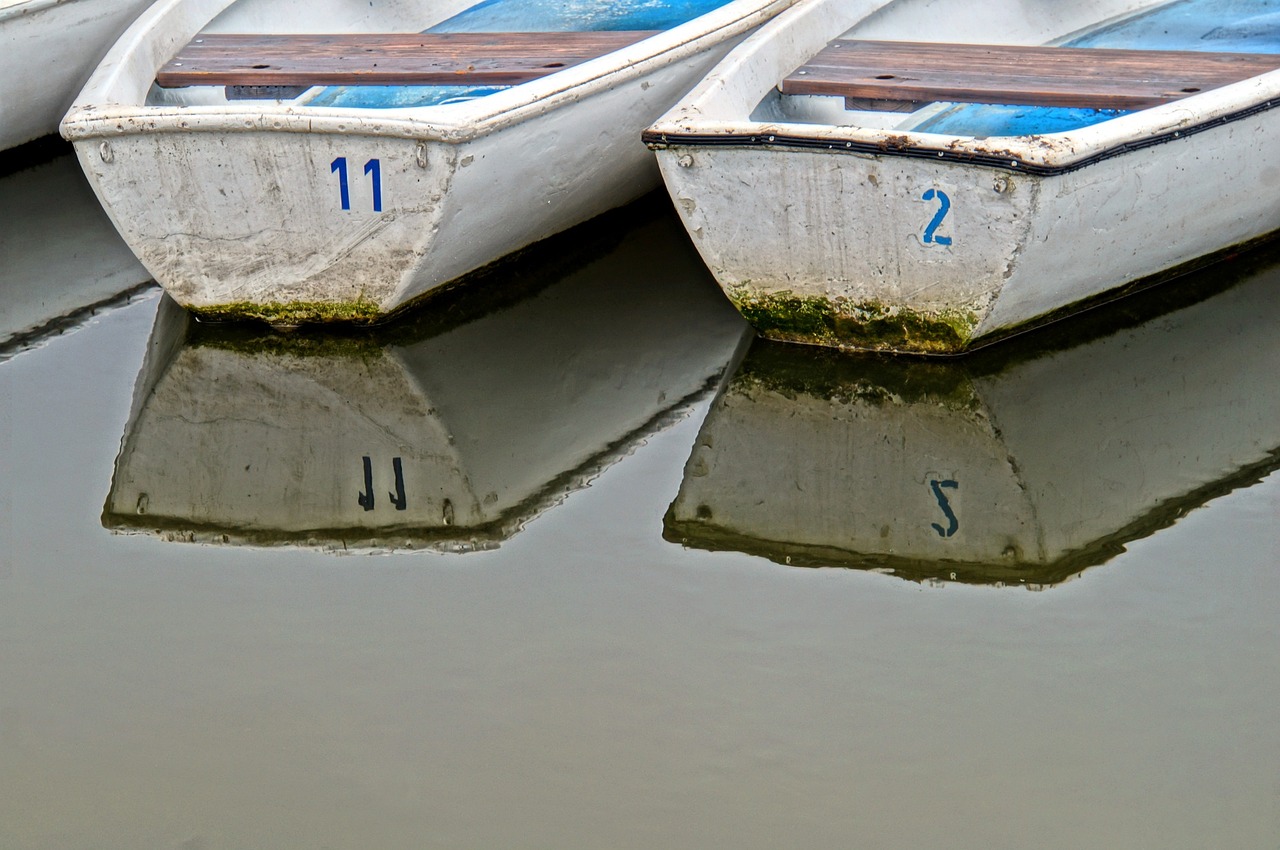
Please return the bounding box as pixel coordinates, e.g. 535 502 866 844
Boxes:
641 97 1279 176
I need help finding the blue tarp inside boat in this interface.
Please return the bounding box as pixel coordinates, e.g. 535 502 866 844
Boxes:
912 0 1280 136
302 0 735 109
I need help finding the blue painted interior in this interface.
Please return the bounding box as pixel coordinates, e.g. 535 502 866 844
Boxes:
910 0 1280 136
302 0 734 109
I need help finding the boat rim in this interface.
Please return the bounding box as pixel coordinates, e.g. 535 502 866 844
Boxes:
644 74 1280 174
59 0 796 145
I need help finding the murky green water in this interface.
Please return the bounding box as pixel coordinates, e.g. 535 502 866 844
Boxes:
2 152 1278 849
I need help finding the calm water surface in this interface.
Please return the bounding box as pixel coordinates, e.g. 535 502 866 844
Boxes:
2 152 1278 849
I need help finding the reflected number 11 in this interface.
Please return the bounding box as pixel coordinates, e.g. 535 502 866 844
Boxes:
331 156 382 211
359 456 406 512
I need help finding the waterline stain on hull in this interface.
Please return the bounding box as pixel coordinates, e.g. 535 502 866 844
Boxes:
728 229 1280 356
728 287 978 355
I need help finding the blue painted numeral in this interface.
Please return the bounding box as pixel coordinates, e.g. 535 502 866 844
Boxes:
930 479 959 538
331 156 350 210
332 156 382 211
922 188 953 246
364 158 382 212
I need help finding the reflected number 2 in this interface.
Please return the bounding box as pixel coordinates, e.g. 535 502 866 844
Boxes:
930 478 959 538
921 188 952 246
331 157 382 212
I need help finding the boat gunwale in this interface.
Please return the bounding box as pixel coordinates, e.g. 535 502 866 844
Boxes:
59 0 798 145
643 83 1280 175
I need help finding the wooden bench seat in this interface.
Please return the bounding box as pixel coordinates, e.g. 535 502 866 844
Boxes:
780 40 1280 111
155 30 660 91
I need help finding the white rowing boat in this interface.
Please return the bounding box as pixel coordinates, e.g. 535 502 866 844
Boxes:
646 0 1280 354
60 0 797 326
664 244 1280 585
0 0 153 151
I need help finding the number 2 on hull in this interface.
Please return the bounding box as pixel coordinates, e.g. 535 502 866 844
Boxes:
921 188 953 246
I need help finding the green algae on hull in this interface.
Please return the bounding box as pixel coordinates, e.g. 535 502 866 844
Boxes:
180 194 682 332
731 338 984 411
191 298 384 327
727 287 979 355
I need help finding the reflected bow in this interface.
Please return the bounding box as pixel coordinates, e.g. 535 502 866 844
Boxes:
0 149 152 360
665 244 1280 587
104 199 748 551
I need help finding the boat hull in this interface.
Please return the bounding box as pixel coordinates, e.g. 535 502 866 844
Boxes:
0 0 153 151
655 109 1280 353
646 0 1280 354
62 0 796 324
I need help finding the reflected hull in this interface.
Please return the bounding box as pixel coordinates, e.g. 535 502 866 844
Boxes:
0 153 151 358
105 202 748 551
665 245 1280 585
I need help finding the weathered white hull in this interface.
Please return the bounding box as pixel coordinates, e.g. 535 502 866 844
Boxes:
60 0 797 324
0 0 153 151
665 245 1280 585
647 0 1280 353
104 206 748 551
0 152 152 357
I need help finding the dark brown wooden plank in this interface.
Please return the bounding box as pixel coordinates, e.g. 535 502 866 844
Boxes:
156 31 661 88
780 40 1280 110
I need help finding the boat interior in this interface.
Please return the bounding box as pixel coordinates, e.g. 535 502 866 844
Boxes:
751 0 1280 137
146 0 738 109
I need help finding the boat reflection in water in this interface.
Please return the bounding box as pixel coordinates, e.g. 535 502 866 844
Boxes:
104 199 747 552
665 244 1280 588
0 149 152 359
